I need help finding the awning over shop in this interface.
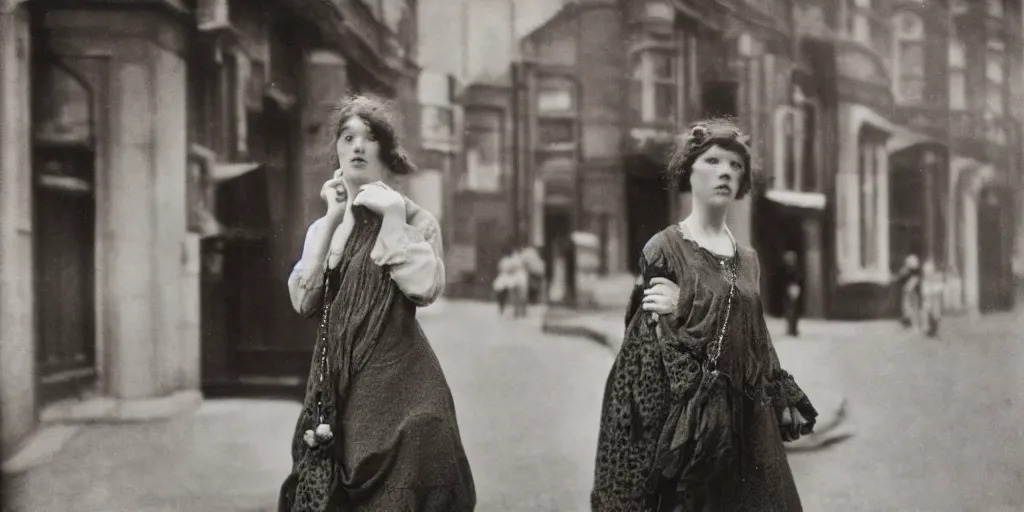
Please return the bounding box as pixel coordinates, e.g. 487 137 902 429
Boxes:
764 189 827 210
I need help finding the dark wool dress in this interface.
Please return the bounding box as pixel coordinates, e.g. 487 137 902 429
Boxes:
279 206 476 512
591 225 818 512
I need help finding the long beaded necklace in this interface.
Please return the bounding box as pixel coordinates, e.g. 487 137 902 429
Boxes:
303 271 335 449
676 222 739 374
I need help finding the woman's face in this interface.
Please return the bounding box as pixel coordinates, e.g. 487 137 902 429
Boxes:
689 144 745 208
336 116 385 187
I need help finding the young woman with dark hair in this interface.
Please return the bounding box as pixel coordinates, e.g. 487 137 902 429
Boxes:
278 95 475 512
592 119 818 511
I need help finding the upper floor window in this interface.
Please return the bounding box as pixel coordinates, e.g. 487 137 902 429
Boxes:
631 50 678 124
948 37 967 110
894 11 925 104
462 109 503 192
844 0 873 45
986 38 1006 116
987 0 1005 17
773 97 819 193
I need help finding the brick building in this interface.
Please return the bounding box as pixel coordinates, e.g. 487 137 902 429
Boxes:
451 0 1023 316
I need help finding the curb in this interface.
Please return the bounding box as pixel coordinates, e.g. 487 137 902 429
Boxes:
541 317 853 452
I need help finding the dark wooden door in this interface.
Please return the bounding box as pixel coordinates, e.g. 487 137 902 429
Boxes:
889 151 926 272
625 160 669 276
33 145 97 403
978 188 1012 312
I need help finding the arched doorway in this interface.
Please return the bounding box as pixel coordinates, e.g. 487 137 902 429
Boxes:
32 60 98 403
977 186 1013 312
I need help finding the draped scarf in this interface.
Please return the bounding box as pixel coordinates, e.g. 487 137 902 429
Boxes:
281 205 400 512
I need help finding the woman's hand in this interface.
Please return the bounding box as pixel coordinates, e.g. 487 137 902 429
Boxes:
779 407 810 442
352 181 406 219
321 169 347 223
642 277 680 321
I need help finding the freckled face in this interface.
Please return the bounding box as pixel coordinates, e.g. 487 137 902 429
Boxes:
689 144 745 208
336 116 385 187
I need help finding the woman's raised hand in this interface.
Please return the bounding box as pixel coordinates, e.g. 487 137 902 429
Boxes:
321 168 347 221
352 181 406 219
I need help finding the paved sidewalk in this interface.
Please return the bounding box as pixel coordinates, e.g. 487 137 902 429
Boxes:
542 309 870 451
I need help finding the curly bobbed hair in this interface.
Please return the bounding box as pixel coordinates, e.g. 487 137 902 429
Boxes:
329 94 417 175
666 117 754 200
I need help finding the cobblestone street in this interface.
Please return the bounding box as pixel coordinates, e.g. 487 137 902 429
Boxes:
4 301 1023 511
787 310 1024 511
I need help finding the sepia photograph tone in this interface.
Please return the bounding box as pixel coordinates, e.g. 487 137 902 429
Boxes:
1 0 1022 511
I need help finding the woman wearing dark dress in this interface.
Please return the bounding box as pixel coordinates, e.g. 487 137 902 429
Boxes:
278 95 475 512
592 120 818 511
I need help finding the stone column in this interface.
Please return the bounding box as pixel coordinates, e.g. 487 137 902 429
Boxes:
44 8 196 405
0 2 38 454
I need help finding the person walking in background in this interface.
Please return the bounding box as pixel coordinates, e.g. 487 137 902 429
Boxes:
781 250 804 337
895 254 923 330
520 245 547 305
279 95 475 512
493 245 529 317
493 245 514 314
592 120 817 511
920 259 943 337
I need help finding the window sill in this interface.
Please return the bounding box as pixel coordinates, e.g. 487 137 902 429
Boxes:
837 268 892 286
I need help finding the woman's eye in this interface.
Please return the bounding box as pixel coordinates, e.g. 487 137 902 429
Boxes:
344 135 354 142
730 161 743 170
706 157 719 165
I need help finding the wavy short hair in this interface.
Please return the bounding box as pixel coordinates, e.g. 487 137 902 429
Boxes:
666 118 753 200
329 94 416 175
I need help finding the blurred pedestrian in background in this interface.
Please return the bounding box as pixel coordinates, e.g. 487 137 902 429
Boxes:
279 95 475 512
895 254 923 330
493 244 529 318
592 119 817 511
520 245 547 304
920 259 943 337
781 250 804 337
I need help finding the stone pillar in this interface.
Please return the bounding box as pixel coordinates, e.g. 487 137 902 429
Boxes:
302 49 349 227
0 2 37 454
44 8 196 403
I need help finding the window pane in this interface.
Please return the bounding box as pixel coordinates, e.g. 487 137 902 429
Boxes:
899 77 925 103
987 56 1004 83
900 43 925 76
538 119 574 146
987 0 1003 17
651 52 674 80
987 83 1004 114
950 72 967 109
655 83 676 122
948 40 965 67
